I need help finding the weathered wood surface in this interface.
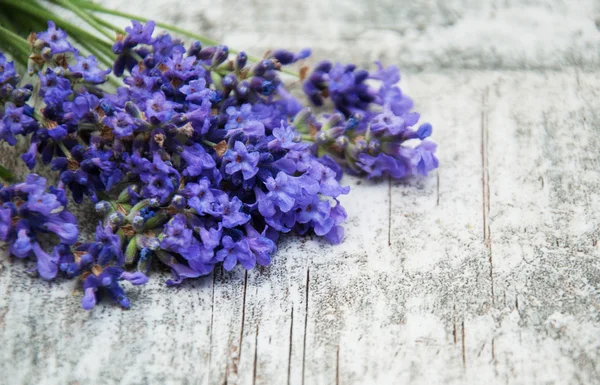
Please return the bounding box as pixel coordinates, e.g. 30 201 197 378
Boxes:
1 1 600 384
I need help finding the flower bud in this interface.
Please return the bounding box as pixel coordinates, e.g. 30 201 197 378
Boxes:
368 139 381 153
125 101 141 118
254 60 275 76
222 73 237 90
10 87 32 105
236 52 247 70
328 126 345 139
236 81 249 98
355 139 367 153
315 131 330 145
335 136 349 150
108 212 126 226
40 47 53 61
211 45 229 68
322 113 343 131
292 108 312 134
95 201 112 215
137 248 152 274
187 41 202 57
125 237 138 264
171 195 185 210
132 216 145 232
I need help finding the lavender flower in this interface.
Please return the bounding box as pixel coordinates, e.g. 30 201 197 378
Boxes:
0 18 439 311
36 21 76 54
0 175 78 279
69 54 111 83
223 141 260 180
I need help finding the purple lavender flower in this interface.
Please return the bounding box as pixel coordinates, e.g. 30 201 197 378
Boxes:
157 251 205 286
183 179 216 215
124 65 160 98
411 141 439 176
305 161 349 197
160 214 202 260
211 194 251 228
144 91 181 123
225 104 266 138
270 48 311 65
163 52 198 81
223 141 260 180
180 78 212 103
0 53 17 83
181 143 216 177
0 175 78 279
104 111 136 138
244 224 276 266
356 152 405 179
269 122 308 151
140 154 179 203
0 103 38 145
81 266 148 310
215 236 253 270
69 54 111 84
152 33 185 61
37 21 75 54
259 172 301 214
91 223 123 266
125 20 156 45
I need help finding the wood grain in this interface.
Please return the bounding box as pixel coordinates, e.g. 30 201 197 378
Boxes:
1 1 600 384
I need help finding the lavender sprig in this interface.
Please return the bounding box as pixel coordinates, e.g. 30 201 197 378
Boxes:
0 18 437 310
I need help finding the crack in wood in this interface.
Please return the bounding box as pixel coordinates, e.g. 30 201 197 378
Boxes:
232 271 248 376
515 295 522 319
209 270 216 373
336 345 340 385
287 307 294 385
452 304 457 345
301 268 310 385
252 325 259 385
481 87 495 304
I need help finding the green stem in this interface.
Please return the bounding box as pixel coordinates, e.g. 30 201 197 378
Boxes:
52 0 115 40
73 0 220 46
0 0 112 48
0 23 30 61
86 12 126 35
76 38 111 64
57 142 73 159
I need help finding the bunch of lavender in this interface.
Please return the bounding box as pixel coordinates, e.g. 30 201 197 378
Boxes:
0 19 437 310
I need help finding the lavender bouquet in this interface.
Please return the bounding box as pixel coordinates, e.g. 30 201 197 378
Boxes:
0 2 438 310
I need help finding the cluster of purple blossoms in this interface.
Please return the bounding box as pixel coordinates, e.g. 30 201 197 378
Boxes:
0 20 437 310
302 61 438 179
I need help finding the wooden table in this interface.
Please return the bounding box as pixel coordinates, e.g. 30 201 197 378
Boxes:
1 0 599 384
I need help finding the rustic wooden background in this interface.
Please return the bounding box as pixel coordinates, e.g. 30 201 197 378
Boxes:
1 0 600 384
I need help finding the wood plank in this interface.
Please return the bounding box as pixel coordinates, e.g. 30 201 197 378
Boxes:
100 0 600 71
2 70 600 385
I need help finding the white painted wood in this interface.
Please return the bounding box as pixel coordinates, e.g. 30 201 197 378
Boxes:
1 1 600 384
